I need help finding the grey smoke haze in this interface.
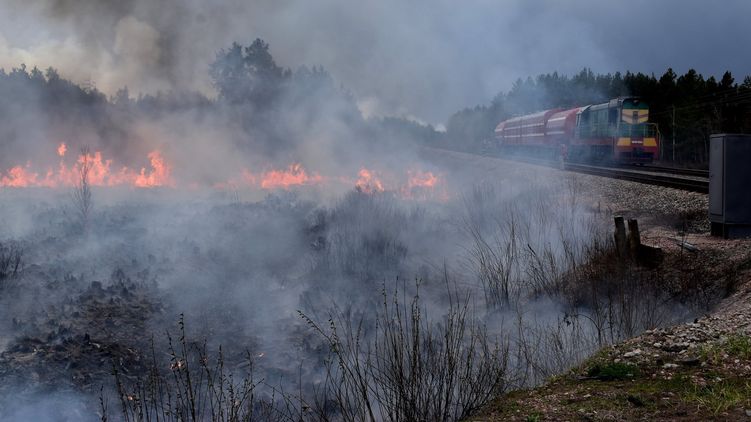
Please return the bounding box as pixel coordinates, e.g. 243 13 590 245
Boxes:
1 0 747 124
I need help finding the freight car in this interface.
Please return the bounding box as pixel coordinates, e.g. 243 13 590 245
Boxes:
494 97 659 164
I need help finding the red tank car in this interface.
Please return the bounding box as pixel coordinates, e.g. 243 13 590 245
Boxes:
546 107 583 159
494 109 561 159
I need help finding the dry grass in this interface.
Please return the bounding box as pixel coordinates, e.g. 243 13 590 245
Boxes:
105 315 297 422
300 282 509 422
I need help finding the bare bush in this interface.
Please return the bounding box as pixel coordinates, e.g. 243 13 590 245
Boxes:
0 241 22 282
511 310 600 386
312 192 415 284
105 316 299 422
72 146 93 229
466 216 519 309
301 283 509 422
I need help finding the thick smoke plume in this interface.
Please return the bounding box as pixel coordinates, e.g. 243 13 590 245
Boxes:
1 0 749 123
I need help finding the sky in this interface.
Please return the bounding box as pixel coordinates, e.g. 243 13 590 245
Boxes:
0 0 749 124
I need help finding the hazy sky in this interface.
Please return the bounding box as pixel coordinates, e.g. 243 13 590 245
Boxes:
0 0 748 124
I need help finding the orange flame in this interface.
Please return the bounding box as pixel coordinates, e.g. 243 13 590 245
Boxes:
355 168 385 194
406 170 438 189
0 146 172 188
400 170 447 200
260 163 323 189
2 145 449 201
0 165 38 188
229 163 323 190
134 151 173 187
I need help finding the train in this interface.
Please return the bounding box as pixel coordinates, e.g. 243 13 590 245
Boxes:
493 97 660 164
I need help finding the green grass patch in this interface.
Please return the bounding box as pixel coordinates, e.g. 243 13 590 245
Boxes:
524 413 541 422
701 334 751 364
725 335 751 359
587 362 640 381
682 378 751 416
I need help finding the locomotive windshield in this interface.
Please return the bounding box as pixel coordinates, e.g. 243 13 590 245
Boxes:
619 98 655 137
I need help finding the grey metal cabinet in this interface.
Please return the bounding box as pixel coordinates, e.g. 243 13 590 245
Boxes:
709 134 751 238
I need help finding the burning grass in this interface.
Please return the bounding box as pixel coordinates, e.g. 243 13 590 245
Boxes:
0 145 173 189
1 145 449 203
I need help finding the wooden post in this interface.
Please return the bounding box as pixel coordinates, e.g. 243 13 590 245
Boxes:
620 217 664 267
627 218 641 259
614 216 627 259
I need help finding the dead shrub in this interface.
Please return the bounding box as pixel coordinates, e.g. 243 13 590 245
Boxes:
0 241 22 282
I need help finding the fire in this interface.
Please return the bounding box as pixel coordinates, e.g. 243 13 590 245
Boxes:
355 168 385 194
348 167 448 201
2 144 449 201
406 170 438 189
0 146 172 188
260 163 323 189
0 165 40 188
231 163 323 190
400 170 447 201
134 151 173 187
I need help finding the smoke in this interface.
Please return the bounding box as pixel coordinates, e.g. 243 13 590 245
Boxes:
1 0 748 123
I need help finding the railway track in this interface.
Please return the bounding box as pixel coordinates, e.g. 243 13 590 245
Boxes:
425 147 710 193
441 148 710 194
564 162 709 194
630 164 709 178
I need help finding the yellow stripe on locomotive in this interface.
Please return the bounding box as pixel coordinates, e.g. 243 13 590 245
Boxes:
621 109 649 124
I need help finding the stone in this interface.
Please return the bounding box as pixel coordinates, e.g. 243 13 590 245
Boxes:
623 349 642 358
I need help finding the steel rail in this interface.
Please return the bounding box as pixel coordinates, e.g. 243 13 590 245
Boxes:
563 162 709 193
632 164 709 178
